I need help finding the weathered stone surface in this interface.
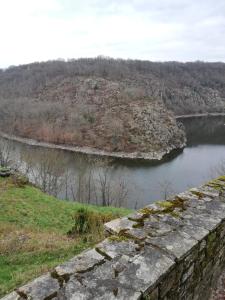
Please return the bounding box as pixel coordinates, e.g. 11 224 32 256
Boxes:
155 214 182 226
96 238 137 259
54 248 104 278
0 292 21 300
58 256 142 300
144 203 167 212
189 187 220 199
127 212 146 222
203 185 222 196
155 211 209 241
58 277 142 300
143 217 175 237
16 273 60 300
182 211 221 231
187 198 225 220
181 224 209 242
63 249 174 299
202 200 225 219
177 191 199 201
145 230 197 260
124 228 148 241
117 246 175 294
104 218 136 234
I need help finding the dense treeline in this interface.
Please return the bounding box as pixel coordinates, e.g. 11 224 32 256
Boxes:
1 57 225 114
0 58 224 153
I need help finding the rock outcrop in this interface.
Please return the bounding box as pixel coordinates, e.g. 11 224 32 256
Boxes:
0 76 186 160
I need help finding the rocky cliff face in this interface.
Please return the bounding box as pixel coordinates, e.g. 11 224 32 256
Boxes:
49 76 186 154
130 101 186 154
0 75 186 158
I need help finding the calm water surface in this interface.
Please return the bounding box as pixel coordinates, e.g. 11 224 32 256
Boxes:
1 116 225 209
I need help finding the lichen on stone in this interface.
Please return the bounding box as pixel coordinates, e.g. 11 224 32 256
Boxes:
206 179 225 192
156 200 174 209
108 235 130 242
138 197 185 221
138 207 156 217
190 190 205 199
157 197 186 213
217 176 225 182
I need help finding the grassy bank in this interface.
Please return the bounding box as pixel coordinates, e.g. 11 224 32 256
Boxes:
0 176 131 297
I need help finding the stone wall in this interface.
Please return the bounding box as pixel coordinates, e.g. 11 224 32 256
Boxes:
2 176 225 300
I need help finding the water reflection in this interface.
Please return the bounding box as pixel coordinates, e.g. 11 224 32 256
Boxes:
182 116 225 146
1 116 225 209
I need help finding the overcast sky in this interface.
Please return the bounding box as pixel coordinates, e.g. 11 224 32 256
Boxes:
0 0 225 68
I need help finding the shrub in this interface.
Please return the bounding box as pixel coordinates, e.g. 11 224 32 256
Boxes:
11 173 29 188
0 167 11 177
67 208 114 237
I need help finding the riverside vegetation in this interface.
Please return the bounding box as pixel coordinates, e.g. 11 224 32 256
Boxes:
0 174 130 297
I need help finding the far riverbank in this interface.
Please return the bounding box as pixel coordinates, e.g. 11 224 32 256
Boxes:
0 131 186 161
176 112 225 119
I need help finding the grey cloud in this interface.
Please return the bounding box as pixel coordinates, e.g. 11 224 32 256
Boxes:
1 0 225 67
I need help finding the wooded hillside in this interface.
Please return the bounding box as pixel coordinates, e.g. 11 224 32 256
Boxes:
1 58 225 114
1 58 224 155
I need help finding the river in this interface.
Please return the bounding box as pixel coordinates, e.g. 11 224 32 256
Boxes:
1 116 225 209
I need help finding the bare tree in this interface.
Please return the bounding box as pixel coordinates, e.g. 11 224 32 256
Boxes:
0 139 13 167
210 160 225 177
158 179 176 200
70 156 128 207
2 141 129 207
21 148 67 197
95 165 128 207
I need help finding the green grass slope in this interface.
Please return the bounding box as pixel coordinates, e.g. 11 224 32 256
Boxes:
0 176 130 297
